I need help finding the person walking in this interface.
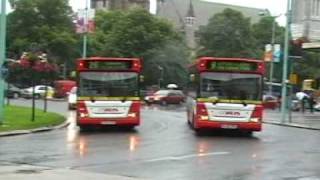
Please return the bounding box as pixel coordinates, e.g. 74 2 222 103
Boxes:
296 91 309 113
308 93 316 113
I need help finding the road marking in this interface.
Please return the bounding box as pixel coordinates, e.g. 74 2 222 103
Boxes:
145 151 230 162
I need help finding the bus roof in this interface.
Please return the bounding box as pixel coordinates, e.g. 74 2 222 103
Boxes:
77 57 141 61
197 57 263 63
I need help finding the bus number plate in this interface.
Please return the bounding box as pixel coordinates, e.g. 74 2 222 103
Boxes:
221 124 238 129
101 121 116 125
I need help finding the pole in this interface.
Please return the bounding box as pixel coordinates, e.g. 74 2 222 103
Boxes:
31 78 35 121
0 0 6 124
82 34 87 58
44 84 47 113
6 82 9 106
281 0 292 123
268 19 277 95
82 0 89 58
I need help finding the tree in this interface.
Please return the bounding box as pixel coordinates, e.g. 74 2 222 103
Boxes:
252 16 285 58
7 0 78 65
197 8 256 58
89 8 190 87
251 16 285 82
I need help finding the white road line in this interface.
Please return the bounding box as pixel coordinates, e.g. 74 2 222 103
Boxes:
145 152 230 162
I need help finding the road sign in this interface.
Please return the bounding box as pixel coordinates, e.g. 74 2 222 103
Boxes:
76 9 95 34
264 44 273 62
273 44 281 63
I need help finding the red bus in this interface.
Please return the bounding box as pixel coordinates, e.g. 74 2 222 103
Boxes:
76 57 142 129
186 57 265 135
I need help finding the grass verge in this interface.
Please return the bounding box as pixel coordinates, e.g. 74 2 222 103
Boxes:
0 105 65 132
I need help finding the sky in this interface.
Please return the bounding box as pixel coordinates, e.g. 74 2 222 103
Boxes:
3 0 287 25
70 0 287 25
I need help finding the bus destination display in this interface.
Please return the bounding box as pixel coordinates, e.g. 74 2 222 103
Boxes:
88 61 131 70
208 61 257 71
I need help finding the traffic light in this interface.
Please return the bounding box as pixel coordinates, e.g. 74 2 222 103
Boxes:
290 39 304 57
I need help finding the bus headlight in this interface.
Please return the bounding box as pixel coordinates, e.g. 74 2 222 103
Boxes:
250 118 259 122
80 113 88 118
200 115 209 120
128 113 136 118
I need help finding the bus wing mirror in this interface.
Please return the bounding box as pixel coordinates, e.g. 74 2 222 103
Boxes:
139 75 145 82
190 74 195 82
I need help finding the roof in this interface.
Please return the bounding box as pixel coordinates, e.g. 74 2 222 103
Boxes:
157 0 265 30
186 0 195 17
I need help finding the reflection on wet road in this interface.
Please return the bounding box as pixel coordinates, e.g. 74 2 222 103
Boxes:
2 100 320 180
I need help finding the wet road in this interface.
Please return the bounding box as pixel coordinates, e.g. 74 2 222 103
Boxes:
1 99 320 180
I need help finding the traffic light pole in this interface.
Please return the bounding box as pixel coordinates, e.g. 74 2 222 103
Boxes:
281 0 292 123
0 0 7 124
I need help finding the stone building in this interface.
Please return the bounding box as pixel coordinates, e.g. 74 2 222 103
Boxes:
292 0 320 41
157 0 265 48
91 0 149 11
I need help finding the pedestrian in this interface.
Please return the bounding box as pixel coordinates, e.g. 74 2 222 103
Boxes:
277 95 281 111
296 91 309 113
308 93 316 113
301 96 308 113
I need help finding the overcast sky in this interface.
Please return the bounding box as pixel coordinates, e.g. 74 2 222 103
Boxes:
69 0 287 25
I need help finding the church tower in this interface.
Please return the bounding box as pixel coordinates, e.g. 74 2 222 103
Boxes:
184 0 196 48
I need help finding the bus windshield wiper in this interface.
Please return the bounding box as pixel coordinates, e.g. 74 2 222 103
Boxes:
240 99 247 107
90 96 96 103
209 97 219 105
121 96 127 103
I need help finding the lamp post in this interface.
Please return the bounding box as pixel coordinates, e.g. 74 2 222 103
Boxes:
281 0 293 123
0 0 7 124
259 11 282 95
82 0 89 58
268 14 282 95
158 65 163 89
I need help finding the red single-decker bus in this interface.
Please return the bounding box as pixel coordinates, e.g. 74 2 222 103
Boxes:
76 57 142 129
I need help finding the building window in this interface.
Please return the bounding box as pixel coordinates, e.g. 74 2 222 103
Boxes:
185 17 195 26
312 0 320 17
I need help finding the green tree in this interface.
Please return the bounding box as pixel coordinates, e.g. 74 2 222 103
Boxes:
197 8 256 58
251 16 285 82
7 0 78 65
89 8 190 87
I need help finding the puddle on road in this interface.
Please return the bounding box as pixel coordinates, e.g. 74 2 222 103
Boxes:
15 169 42 174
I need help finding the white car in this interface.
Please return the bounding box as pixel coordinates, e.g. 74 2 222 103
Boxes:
67 87 77 110
21 85 54 99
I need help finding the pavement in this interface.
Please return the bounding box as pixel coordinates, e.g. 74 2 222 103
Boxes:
263 109 320 130
0 164 143 180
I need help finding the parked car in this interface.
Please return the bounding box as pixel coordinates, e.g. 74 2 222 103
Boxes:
21 85 54 99
67 87 77 110
144 90 185 105
263 94 278 109
54 80 76 98
5 84 22 99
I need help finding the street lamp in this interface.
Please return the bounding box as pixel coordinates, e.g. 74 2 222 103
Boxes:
82 0 89 58
259 11 282 95
0 0 7 124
